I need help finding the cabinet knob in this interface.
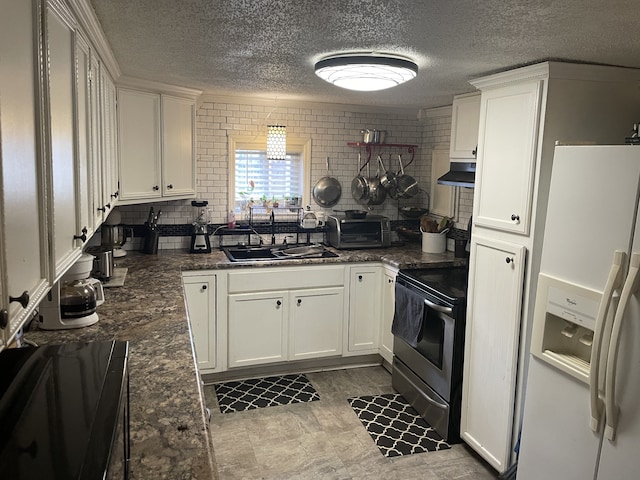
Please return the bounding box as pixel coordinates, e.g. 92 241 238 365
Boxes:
167 184 173 189
153 185 159 191
74 226 88 243
472 146 477 157
202 285 207 290
388 278 393 283
276 300 282 307
97 206 106 212
297 298 302 305
506 257 514 264
111 190 119 199
9 291 29 309
0 309 7 329
105 203 111 210
510 214 520 223
358 275 363 281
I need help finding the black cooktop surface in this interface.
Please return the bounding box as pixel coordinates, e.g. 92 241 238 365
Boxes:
397 267 468 304
0 341 128 479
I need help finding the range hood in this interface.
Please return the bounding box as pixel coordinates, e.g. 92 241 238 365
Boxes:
437 161 475 188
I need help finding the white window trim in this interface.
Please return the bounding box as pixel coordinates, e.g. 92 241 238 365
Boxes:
227 135 312 211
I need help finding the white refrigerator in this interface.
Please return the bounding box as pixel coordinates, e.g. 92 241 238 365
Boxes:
518 145 640 479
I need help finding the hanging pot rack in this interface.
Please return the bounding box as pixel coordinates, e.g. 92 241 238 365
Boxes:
347 142 418 169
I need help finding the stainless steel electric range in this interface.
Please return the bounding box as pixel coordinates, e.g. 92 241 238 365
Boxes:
392 267 468 443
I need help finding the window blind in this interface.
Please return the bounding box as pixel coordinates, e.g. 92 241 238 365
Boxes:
234 149 304 210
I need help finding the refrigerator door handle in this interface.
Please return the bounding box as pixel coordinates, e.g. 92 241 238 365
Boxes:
589 250 625 432
604 252 640 441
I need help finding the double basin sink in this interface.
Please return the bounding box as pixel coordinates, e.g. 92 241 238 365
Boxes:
223 243 339 262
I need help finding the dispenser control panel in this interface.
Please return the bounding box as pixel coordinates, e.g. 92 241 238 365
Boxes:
546 285 599 330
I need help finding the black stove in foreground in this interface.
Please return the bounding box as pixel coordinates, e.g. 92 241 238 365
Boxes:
0 341 130 479
392 267 468 443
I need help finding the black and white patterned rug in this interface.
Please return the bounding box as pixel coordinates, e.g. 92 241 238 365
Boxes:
348 393 450 457
214 373 320 413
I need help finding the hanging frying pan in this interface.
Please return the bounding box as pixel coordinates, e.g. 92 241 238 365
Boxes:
312 156 342 208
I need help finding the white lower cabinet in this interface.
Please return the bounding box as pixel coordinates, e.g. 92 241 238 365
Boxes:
379 266 397 364
347 265 382 354
290 287 343 360
228 291 288 368
227 286 344 368
225 265 345 369
461 235 527 472
185 263 396 374
182 273 216 371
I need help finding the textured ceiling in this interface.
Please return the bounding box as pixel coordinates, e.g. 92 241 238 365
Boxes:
90 0 640 109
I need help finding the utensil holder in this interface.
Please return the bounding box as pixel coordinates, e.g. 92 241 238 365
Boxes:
421 229 447 253
141 228 159 254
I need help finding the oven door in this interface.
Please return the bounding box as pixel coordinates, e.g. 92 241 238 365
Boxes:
393 281 458 402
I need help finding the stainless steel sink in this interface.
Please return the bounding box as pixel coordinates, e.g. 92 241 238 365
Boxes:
223 244 338 262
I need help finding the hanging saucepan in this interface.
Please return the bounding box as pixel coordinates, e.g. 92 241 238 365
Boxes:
333 209 368 219
395 154 419 199
312 156 342 208
365 157 387 206
378 155 397 193
351 153 369 202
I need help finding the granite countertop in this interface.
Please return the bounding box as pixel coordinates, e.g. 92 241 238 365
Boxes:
24 243 466 479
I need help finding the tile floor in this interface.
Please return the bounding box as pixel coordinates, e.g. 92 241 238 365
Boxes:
203 366 500 480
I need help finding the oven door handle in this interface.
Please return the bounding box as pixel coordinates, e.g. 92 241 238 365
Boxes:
423 297 453 314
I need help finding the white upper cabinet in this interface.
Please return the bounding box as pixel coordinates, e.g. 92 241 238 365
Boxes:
161 95 196 197
117 87 198 204
472 80 542 236
44 0 84 280
117 88 162 202
74 32 95 242
450 92 481 159
0 0 50 347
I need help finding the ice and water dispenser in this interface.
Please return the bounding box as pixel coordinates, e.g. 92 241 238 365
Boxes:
530 273 604 383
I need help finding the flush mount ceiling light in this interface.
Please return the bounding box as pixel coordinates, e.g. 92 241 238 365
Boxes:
314 54 418 92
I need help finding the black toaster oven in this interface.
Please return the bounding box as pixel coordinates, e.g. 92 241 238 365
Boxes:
325 214 391 249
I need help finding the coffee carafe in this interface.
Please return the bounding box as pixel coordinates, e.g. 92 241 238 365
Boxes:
40 254 105 330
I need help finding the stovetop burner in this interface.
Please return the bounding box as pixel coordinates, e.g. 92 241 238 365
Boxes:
397 267 468 304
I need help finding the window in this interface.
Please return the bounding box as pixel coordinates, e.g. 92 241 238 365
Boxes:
228 136 311 214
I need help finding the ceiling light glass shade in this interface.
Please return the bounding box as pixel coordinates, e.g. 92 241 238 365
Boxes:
314 55 418 91
266 125 286 160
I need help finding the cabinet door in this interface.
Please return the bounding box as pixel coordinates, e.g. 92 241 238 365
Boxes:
74 33 93 242
228 291 287 368
474 81 542 235
0 0 50 347
450 93 481 159
183 275 216 371
379 267 397 364
89 52 105 229
461 235 526 472
101 71 118 210
290 287 343 360
45 0 83 279
348 266 382 353
117 88 161 201
161 95 195 197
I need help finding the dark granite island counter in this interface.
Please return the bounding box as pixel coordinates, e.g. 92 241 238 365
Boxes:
24 244 465 479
